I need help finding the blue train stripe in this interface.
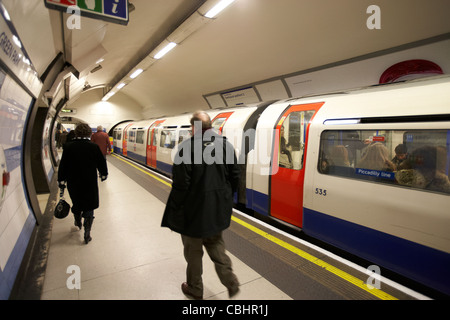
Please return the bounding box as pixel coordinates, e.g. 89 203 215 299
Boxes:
126 150 146 165
246 188 269 216
303 207 450 296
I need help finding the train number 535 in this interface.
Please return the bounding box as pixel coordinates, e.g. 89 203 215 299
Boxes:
315 188 327 196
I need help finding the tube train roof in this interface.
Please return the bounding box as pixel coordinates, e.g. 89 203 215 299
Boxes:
271 75 450 123
113 75 450 127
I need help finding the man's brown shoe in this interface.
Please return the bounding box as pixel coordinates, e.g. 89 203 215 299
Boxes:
181 282 203 300
228 282 240 298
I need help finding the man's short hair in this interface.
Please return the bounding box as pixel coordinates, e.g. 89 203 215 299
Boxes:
190 111 211 130
395 144 407 155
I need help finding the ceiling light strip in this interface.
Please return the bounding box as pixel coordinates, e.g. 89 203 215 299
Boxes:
102 0 237 101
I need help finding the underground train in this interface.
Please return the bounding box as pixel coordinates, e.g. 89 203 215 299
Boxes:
112 75 450 296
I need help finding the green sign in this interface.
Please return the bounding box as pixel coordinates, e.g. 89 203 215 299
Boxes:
44 0 129 25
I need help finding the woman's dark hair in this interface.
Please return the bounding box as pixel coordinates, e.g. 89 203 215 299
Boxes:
75 123 92 138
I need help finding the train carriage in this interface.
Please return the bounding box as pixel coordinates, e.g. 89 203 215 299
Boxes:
112 121 134 155
154 114 192 175
113 75 450 295
125 120 155 165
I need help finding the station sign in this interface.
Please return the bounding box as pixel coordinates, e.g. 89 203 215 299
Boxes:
0 9 42 97
44 0 129 25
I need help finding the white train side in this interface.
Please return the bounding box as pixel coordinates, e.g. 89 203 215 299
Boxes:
113 76 450 296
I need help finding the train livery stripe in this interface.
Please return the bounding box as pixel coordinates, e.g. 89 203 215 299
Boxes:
231 216 398 300
113 152 399 299
112 154 172 187
303 208 450 296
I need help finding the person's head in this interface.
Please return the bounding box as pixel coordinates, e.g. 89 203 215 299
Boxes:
394 144 407 161
190 111 211 134
75 123 92 138
97 125 103 132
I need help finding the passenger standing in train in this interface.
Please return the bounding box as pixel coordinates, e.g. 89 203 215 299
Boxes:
91 125 111 158
58 123 108 244
162 111 241 300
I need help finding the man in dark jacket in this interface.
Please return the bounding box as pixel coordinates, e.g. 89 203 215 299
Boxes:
162 111 240 300
58 123 108 244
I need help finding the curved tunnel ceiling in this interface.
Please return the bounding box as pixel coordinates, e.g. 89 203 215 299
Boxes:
4 0 450 117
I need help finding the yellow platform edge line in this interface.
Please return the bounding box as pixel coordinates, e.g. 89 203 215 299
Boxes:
112 154 172 187
231 216 399 301
112 154 398 300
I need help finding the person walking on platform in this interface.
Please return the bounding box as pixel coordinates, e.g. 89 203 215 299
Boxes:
91 125 111 158
162 111 241 300
58 123 108 244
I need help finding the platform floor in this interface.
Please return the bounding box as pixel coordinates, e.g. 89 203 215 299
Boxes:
39 154 424 300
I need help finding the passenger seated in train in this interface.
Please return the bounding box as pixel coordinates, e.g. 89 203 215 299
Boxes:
279 125 292 168
357 142 396 172
391 143 408 169
326 145 354 177
396 145 450 193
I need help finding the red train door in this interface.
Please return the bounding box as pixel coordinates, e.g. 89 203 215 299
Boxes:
122 123 134 156
146 120 165 168
212 112 234 133
270 103 323 227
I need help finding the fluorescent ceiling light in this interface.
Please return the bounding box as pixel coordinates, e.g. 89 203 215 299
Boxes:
154 42 177 60
2 4 11 21
102 91 115 101
205 0 235 18
130 69 143 79
12 35 22 48
117 83 126 89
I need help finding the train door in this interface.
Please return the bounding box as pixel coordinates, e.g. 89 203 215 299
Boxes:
146 120 165 168
270 103 323 227
212 112 233 133
122 123 134 157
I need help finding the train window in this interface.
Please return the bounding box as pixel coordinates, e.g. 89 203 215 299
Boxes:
279 110 315 170
152 128 159 146
113 130 122 141
212 117 226 132
178 129 191 144
136 130 145 144
160 130 176 149
318 129 450 194
128 130 136 143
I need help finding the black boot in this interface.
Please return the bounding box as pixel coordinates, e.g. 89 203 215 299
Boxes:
83 216 94 244
73 212 82 230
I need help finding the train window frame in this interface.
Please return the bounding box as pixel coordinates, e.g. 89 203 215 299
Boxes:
278 110 315 170
113 129 122 141
212 117 227 132
318 129 450 195
178 129 191 144
136 130 145 144
160 129 176 149
128 129 136 143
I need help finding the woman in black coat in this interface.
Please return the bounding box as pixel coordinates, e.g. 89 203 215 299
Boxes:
58 123 108 244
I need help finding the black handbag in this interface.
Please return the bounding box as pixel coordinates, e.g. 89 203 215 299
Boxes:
54 187 70 219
